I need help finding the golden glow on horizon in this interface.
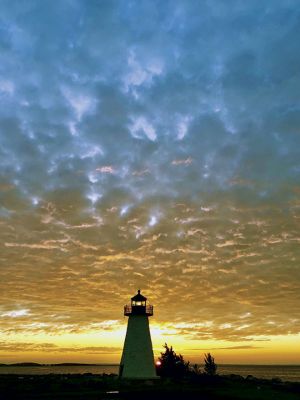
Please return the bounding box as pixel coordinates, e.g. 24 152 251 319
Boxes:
1 323 300 365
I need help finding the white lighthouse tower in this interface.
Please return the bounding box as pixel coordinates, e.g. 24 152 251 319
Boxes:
119 290 157 379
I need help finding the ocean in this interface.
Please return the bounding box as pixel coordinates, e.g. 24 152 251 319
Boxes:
0 364 299 382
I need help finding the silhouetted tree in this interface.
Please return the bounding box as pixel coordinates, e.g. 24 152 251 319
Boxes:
191 363 201 375
156 343 190 379
204 353 217 375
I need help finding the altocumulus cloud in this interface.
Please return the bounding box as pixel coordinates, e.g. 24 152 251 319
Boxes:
0 0 300 350
0 342 121 354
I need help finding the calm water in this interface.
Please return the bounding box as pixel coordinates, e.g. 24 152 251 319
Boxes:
0 364 299 382
0 365 118 376
217 364 300 382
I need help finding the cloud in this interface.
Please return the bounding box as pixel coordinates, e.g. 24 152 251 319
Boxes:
123 49 164 94
0 80 14 96
0 341 121 354
190 345 263 351
129 116 157 141
62 87 97 122
0 309 30 318
0 0 299 361
171 157 193 166
95 166 115 174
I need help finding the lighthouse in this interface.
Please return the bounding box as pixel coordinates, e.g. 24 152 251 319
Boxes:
119 290 157 379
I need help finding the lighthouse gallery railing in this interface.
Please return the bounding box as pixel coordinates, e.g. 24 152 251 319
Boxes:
124 304 153 316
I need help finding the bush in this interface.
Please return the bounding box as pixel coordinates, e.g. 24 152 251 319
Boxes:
156 343 190 379
204 353 217 376
191 363 202 375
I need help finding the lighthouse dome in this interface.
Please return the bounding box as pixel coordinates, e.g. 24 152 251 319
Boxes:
131 289 147 302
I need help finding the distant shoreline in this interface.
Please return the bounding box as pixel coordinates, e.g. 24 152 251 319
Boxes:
1 363 300 383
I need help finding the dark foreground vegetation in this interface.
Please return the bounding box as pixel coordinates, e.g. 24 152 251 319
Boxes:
0 373 300 400
1 347 298 399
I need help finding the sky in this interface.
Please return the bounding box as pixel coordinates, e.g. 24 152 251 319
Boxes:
0 0 300 365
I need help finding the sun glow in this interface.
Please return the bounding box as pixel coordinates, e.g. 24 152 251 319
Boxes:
1 319 300 364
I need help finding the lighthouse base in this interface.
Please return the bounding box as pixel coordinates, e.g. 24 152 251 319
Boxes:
120 314 157 379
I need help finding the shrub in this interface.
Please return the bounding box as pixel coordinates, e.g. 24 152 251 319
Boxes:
204 353 217 376
156 343 190 379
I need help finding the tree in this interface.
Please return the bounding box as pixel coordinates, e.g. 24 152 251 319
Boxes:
156 343 190 378
191 363 201 375
204 353 217 375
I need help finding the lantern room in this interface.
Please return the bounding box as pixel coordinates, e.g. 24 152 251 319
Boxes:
124 290 153 316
